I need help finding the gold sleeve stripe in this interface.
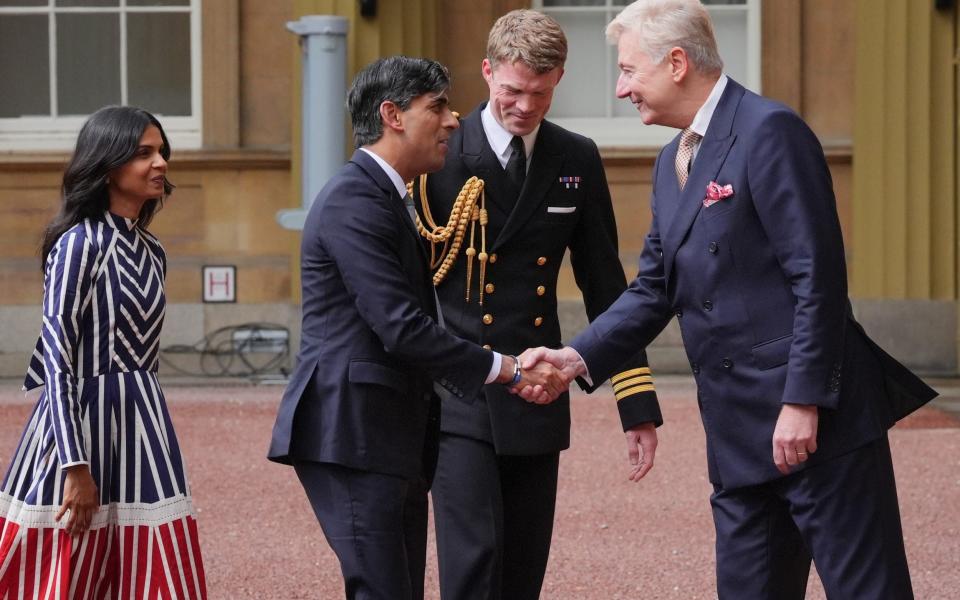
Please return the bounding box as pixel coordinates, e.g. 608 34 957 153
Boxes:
612 375 653 392
610 367 652 384
615 383 656 400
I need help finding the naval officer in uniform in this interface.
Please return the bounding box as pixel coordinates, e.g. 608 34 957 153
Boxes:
412 10 663 599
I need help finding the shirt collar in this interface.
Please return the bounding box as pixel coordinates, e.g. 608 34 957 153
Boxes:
103 211 138 233
688 74 729 138
481 103 540 168
359 147 409 199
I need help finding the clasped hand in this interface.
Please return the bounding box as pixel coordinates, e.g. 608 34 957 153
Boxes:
506 346 586 404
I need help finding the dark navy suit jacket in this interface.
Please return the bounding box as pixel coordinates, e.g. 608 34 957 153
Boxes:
268 150 493 480
571 79 935 489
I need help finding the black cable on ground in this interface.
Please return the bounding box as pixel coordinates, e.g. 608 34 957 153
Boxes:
160 322 290 378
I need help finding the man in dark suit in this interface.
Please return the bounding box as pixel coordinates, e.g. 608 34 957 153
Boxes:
267 56 562 600
523 1 937 598
413 11 662 599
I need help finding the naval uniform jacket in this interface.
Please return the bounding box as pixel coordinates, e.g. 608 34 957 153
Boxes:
415 104 662 456
268 150 493 480
571 79 936 489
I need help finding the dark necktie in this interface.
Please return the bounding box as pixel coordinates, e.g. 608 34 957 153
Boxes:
505 135 527 192
403 192 444 327
402 192 418 226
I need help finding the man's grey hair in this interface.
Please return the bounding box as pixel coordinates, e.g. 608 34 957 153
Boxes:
606 0 723 75
347 56 451 148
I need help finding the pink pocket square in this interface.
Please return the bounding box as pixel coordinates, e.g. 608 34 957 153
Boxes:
703 181 734 208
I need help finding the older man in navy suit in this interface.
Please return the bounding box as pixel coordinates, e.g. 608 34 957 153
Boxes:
268 56 561 600
524 1 936 598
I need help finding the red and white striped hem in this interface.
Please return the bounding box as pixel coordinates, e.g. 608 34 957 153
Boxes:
0 516 206 599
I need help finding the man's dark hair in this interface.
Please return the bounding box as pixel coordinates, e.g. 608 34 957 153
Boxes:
347 56 450 148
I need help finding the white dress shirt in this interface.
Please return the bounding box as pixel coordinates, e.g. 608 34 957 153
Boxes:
481 103 539 171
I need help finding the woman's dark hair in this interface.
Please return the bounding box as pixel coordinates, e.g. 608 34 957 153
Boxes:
40 105 173 267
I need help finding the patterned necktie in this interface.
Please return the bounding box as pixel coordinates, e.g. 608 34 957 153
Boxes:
675 128 702 190
505 135 527 191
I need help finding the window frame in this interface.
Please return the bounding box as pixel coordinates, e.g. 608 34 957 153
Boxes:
0 0 202 151
534 0 761 147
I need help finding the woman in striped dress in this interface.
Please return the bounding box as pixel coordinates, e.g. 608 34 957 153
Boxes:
0 106 206 598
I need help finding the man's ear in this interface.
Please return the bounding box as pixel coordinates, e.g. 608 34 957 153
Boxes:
481 58 494 84
380 100 404 133
667 46 689 82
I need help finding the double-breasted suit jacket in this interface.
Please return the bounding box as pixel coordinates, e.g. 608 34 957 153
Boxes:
571 79 936 489
415 104 662 454
268 150 493 480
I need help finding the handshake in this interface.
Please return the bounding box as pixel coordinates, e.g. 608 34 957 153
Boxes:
495 346 588 405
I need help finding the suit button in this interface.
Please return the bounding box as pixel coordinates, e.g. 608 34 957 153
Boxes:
708 242 719 254
485 283 495 294
691 362 700 374
482 344 492 350
675 309 683 318
483 314 494 325
536 285 546 296
537 256 547 266
489 254 497 264
534 316 543 327
703 300 713 311
721 358 733 369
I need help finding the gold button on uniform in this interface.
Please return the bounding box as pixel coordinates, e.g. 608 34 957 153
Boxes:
489 254 498 264
536 285 546 296
485 283 495 294
483 314 494 325
536 256 547 266
482 344 492 350
534 316 543 327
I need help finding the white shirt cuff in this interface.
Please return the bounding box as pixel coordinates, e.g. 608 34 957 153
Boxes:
485 352 503 384
569 348 593 387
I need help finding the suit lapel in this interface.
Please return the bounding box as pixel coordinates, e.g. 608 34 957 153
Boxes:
493 122 564 250
351 150 430 264
661 80 745 283
460 109 516 220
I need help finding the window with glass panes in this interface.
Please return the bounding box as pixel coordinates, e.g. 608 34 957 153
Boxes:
0 0 200 150
534 0 760 147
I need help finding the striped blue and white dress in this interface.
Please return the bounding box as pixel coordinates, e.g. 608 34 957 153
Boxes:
0 212 206 599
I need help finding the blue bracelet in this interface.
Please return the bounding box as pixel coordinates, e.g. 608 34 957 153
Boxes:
510 355 522 385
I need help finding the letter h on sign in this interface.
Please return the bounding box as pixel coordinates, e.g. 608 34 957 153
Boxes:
202 265 237 303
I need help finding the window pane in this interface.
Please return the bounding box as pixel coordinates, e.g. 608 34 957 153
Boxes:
128 0 190 5
0 15 49 117
0 0 48 6
56 0 120 6
127 12 191 116
57 13 121 115
711 9 748 85
549 12 607 118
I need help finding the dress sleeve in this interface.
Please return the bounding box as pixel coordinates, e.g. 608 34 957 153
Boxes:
42 229 98 468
